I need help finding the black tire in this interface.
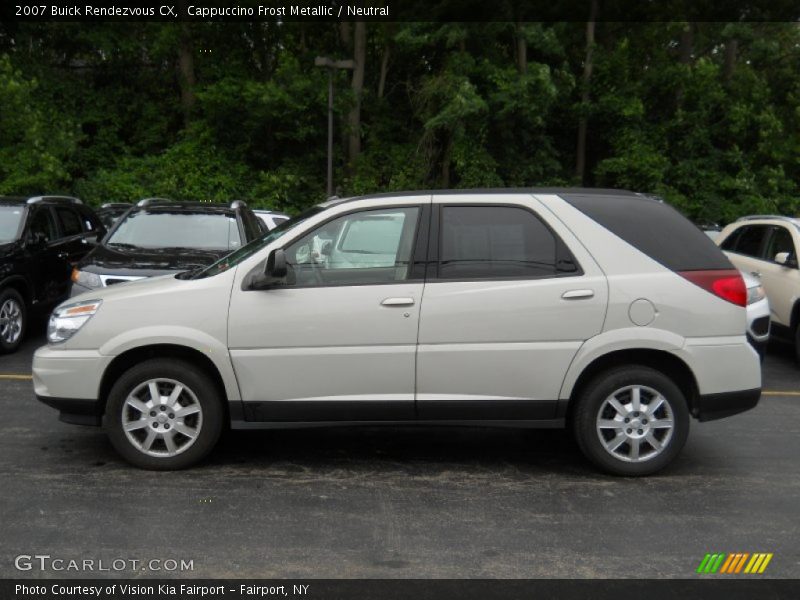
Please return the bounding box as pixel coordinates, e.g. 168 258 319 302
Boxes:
572 365 690 476
794 326 800 366
105 358 224 470
0 287 26 354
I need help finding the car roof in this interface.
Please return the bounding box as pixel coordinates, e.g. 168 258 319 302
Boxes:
734 215 800 227
133 199 239 213
0 195 82 206
321 187 640 208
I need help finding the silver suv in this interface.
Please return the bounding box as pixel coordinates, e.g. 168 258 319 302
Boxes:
33 189 762 475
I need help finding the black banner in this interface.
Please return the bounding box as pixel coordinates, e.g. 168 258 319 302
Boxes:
2 0 800 23
4 579 800 600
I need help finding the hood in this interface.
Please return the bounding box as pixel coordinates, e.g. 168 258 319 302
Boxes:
78 243 228 276
0 242 20 259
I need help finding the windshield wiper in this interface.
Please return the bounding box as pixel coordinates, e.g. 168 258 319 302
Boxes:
107 242 143 251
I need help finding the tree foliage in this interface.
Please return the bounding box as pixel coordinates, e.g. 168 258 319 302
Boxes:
0 19 798 221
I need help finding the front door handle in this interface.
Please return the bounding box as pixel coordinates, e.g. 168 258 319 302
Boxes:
561 289 594 300
381 297 415 307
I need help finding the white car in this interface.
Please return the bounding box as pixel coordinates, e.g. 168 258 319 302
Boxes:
253 209 290 231
717 215 800 360
33 189 761 475
742 270 770 359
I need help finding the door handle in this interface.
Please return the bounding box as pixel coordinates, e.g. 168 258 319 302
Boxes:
381 297 415 307
561 289 594 300
57 252 69 260
751 271 761 278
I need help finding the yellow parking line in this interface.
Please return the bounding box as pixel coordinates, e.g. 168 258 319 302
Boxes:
0 374 33 380
762 390 800 397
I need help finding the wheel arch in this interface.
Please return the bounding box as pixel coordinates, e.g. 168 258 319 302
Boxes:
0 275 32 306
98 344 232 420
563 348 700 422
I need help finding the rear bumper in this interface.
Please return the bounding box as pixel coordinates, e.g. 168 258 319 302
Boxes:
693 388 761 422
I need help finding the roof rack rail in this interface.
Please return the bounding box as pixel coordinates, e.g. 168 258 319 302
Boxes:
26 196 83 205
230 200 248 210
136 197 173 207
736 215 797 223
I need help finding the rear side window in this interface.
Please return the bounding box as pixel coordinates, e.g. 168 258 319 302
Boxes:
562 194 731 271
55 207 83 237
438 205 568 279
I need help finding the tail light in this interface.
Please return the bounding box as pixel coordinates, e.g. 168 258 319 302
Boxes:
678 269 747 307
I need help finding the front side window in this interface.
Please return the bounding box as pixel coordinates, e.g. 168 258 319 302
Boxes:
107 209 242 251
0 206 25 242
438 205 567 279
285 207 419 287
765 226 796 262
721 225 768 258
28 208 57 243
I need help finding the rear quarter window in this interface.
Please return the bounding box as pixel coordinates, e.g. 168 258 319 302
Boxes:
561 194 732 271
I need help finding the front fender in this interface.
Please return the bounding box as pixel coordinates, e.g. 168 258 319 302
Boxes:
98 326 241 401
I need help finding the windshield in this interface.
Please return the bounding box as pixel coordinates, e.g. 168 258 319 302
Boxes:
188 206 323 279
108 209 241 251
0 206 25 242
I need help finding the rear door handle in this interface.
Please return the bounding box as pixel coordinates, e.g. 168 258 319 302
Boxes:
561 289 594 300
381 297 415 307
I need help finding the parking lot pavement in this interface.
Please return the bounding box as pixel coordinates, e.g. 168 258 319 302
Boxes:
1 334 799 579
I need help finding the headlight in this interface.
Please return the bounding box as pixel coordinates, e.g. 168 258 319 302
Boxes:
71 268 102 289
47 299 102 343
747 284 766 305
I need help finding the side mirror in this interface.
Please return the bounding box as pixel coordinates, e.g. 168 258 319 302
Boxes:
246 248 290 290
775 252 798 268
27 231 47 247
265 248 288 278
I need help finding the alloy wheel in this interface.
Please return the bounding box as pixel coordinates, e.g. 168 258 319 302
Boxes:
121 378 203 457
595 384 675 463
0 298 23 345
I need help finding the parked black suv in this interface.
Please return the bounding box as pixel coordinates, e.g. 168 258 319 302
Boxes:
70 199 264 296
96 202 132 230
0 196 105 353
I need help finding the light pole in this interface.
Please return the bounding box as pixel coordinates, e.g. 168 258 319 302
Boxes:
314 56 354 197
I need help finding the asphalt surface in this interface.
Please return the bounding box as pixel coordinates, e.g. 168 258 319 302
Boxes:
1 333 799 579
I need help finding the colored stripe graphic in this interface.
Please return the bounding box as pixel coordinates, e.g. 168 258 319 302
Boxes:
699 553 772 574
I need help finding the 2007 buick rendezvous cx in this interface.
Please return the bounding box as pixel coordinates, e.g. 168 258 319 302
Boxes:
33 189 761 475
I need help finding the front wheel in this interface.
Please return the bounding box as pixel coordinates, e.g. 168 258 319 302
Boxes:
0 288 26 354
572 366 690 476
106 358 224 470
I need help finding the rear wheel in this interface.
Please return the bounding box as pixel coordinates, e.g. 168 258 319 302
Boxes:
0 288 26 354
573 366 690 476
794 325 800 365
106 358 224 470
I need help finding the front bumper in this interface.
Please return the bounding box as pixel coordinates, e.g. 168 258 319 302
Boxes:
33 345 110 426
693 388 761 422
36 395 102 426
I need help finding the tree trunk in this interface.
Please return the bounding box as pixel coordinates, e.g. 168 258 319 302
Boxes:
378 44 390 99
515 21 527 74
675 22 694 109
723 38 738 82
575 0 598 184
347 21 366 167
177 1 195 125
